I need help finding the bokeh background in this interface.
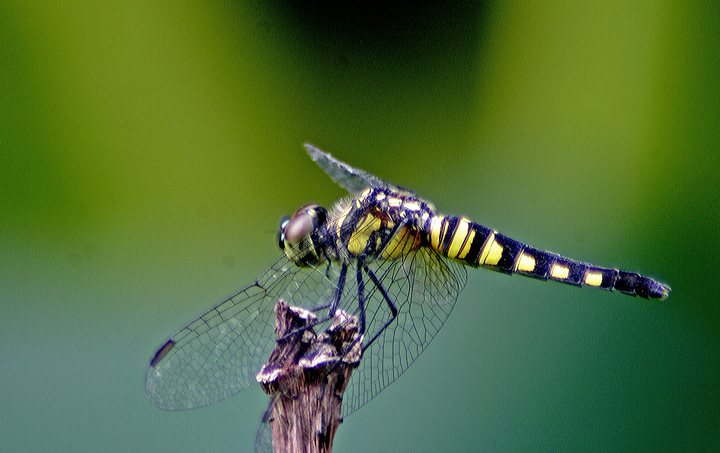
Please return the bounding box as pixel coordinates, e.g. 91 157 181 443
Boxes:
2 1 718 451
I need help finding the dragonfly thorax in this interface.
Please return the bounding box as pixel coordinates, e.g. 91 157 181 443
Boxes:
327 187 434 262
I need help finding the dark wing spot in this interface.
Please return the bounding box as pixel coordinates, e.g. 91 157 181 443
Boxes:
149 339 176 367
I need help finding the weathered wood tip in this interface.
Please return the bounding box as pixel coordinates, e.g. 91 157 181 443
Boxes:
256 300 363 453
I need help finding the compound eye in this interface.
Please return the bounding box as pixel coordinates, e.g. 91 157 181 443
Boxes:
278 204 327 252
284 213 314 249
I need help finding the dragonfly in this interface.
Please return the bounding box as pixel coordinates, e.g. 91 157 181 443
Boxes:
146 144 670 446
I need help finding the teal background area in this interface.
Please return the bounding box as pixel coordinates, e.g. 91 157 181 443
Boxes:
2 1 718 451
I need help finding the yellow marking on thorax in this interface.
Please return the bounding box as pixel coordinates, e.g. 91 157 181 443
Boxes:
382 226 420 259
359 188 372 201
388 197 403 207
516 251 536 272
334 204 353 238
348 214 383 256
584 271 603 287
550 263 570 280
354 189 373 210
403 200 421 211
446 218 471 259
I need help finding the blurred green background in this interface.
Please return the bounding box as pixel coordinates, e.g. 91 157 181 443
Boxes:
2 1 718 451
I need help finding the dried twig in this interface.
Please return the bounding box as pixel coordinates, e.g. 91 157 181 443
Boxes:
256 300 363 453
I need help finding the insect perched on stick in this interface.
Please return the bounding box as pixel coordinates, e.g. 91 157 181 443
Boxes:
146 144 670 450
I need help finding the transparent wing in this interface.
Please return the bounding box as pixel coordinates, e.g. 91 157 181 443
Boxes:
254 420 272 453
146 199 466 422
254 399 274 453
145 249 343 410
304 143 414 195
333 229 468 416
248 228 467 450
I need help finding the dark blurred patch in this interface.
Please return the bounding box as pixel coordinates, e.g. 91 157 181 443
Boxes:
239 0 492 73
235 0 493 175
274 1 490 57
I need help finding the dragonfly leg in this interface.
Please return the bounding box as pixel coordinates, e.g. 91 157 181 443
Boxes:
364 265 398 317
359 264 398 352
356 257 366 334
328 261 347 317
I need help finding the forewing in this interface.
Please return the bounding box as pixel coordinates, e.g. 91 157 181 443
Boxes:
304 143 413 195
145 251 342 410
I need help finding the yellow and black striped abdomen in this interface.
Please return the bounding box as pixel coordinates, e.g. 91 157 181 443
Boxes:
428 215 670 299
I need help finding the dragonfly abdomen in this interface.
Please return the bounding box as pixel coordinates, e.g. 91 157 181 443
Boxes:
427 215 670 299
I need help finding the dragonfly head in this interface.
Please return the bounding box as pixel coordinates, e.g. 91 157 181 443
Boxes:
278 204 328 266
